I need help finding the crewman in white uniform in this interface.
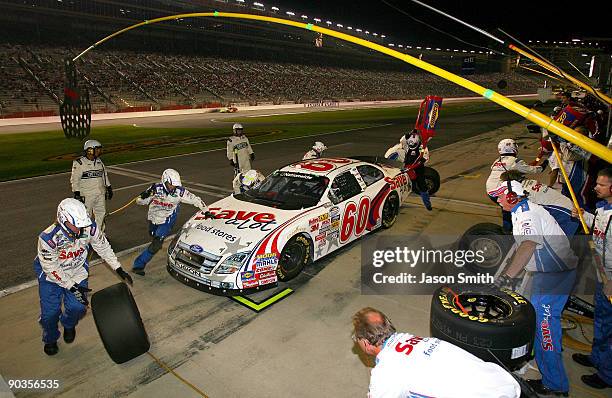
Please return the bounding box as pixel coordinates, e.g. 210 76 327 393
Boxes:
227 123 254 175
352 307 520 398
70 139 113 228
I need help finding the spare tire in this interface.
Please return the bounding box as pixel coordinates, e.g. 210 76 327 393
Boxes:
91 283 150 364
457 223 513 274
423 167 440 195
430 284 535 370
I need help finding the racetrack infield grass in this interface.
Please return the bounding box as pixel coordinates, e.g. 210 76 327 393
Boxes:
0 101 534 181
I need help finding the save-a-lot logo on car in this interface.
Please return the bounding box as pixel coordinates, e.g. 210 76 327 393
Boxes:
195 208 277 231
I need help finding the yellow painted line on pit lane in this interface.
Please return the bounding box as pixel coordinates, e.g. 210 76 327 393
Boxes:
231 288 294 312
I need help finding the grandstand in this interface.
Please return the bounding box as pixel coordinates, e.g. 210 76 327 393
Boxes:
0 0 546 117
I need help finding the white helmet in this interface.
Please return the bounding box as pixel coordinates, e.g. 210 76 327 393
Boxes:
498 138 518 155
57 198 92 239
313 141 327 152
241 169 261 189
84 139 102 151
162 168 181 190
402 129 421 149
233 123 244 135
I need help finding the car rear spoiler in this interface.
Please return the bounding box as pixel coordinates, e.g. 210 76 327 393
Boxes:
348 156 404 169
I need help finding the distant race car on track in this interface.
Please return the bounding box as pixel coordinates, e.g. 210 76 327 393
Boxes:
219 106 238 113
167 157 411 295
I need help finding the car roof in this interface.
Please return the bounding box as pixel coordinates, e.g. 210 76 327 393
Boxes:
279 157 376 177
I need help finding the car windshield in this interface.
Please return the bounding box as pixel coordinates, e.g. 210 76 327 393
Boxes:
235 171 329 210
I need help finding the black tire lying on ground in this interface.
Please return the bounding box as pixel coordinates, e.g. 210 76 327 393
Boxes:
423 167 440 195
91 283 150 364
458 223 513 274
430 284 535 370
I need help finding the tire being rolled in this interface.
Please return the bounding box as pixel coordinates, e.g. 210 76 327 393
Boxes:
457 223 513 274
430 284 535 370
91 283 150 364
423 167 440 195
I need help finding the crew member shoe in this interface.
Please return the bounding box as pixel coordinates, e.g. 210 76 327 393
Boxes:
132 268 145 276
44 342 59 356
63 328 76 344
525 379 568 397
572 353 595 368
581 374 612 389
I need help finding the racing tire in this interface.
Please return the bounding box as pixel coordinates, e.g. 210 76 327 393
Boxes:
430 284 535 370
381 192 399 229
91 283 150 364
423 167 440 195
276 235 311 282
457 223 513 274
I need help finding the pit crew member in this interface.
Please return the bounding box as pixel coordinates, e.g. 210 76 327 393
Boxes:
352 307 520 398
133 169 210 275
35 198 132 356
227 123 254 175
303 141 327 160
490 180 577 396
233 169 265 194
70 139 113 228
571 167 612 390
402 129 432 211
486 138 544 231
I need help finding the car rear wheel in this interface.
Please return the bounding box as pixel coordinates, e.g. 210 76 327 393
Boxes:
276 235 311 282
381 192 399 229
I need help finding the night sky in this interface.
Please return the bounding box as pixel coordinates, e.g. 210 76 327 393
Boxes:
270 0 610 50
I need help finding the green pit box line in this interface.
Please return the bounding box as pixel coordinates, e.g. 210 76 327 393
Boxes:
231 288 294 312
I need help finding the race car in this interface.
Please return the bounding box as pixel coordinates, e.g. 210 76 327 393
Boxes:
219 106 238 113
167 157 411 295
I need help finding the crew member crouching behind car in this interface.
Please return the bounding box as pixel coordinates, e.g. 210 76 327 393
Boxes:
133 169 210 275
490 180 577 396
233 169 265 194
352 307 520 398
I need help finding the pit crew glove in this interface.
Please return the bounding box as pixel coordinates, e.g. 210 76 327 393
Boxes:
73 191 85 203
140 188 152 200
116 267 133 285
69 284 92 306
493 274 520 291
250 153 255 161
105 185 113 200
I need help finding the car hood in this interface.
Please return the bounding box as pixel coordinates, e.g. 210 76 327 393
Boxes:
178 195 307 257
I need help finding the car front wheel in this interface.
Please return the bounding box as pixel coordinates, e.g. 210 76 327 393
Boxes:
276 235 311 282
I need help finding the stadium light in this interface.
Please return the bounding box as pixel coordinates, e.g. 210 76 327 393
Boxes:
426 47 431 50
301 15 308 19
373 33 378 36
271 6 279 11
381 35 386 38
416 46 422 49
571 39 581 42
435 48 441 51
236 0 245 3
347 26 353 30
389 43 395 47
398 45 404 48
326 21 332 25
253 2 264 6
365 31 370 34
313 18 321 22
286 11 294 16
470 50 475 53
453 49 458 52
356 29 362 32
407 46 412 49
337 23 343 27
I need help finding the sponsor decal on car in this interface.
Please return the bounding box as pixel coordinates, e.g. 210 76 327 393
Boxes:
255 253 279 267
318 213 329 222
242 280 259 288
384 174 410 190
189 244 203 253
256 271 277 279
254 265 275 273
173 261 207 280
258 276 277 285
315 233 327 241
310 223 319 232
194 224 238 242
241 271 255 281
329 206 340 217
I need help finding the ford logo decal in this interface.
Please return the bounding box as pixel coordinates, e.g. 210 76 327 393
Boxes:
190 244 203 253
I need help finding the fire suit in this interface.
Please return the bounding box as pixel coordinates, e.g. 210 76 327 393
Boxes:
34 222 121 344
233 171 265 194
486 155 542 230
70 156 111 225
227 135 254 173
581 200 612 385
521 179 579 236
368 332 520 398
560 142 589 209
303 149 321 160
133 183 208 270
511 199 578 393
